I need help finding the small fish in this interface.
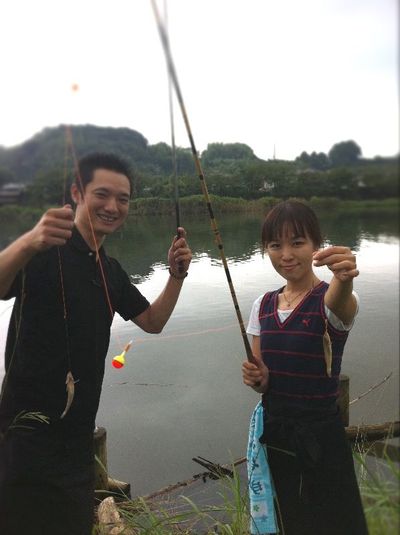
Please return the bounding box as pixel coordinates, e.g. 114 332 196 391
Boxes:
60 371 75 419
323 320 332 377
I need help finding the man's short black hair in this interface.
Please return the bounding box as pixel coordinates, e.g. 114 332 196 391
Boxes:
76 152 133 197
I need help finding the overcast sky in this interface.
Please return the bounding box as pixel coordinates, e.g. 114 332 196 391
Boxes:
0 0 398 160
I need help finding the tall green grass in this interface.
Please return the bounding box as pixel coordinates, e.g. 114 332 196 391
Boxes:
94 447 399 535
355 447 400 535
94 463 251 534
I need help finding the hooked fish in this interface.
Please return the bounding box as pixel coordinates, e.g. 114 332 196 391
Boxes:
60 371 75 419
323 320 332 377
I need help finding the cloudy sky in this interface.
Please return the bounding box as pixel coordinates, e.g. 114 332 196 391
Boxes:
0 0 398 160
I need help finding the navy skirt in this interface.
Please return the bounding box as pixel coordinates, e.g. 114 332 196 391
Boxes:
261 397 369 535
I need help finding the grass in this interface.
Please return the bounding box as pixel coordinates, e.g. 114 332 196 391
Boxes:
0 197 397 222
0 410 50 442
94 463 251 534
356 446 400 535
94 444 399 535
128 196 400 217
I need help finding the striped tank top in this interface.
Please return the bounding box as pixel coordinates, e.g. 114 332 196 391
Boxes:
259 281 348 405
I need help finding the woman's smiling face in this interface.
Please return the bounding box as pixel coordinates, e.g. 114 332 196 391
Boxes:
266 227 317 283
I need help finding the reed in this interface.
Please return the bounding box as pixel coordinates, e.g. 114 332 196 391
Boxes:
94 462 251 534
355 447 400 535
94 447 399 534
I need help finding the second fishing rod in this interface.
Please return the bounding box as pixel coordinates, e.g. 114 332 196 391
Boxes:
151 0 257 366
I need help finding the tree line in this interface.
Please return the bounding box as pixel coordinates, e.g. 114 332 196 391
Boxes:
0 126 398 207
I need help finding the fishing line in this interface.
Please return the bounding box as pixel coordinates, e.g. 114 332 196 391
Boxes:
151 0 256 364
0 303 12 318
162 0 184 273
57 136 73 374
0 272 26 420
349 371 393 406
106 381 188 388
1 129 72 421
0 141 73 421
64 127 114 320
364 371 392 423
132 323 238 343
64 124 125 352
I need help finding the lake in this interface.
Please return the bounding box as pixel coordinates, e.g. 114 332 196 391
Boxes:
0 209 399 496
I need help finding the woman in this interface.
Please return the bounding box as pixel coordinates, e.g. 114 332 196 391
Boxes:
242 200 368 535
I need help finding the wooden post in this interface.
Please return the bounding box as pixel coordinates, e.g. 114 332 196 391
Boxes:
337 374 350 426
94 427 132 499
94 426 109 491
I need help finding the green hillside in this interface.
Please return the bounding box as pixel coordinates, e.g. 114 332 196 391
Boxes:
0 125 397 205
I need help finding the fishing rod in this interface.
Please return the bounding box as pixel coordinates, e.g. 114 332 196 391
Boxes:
169 78 181 234
151 0 256 365
163 0 184 273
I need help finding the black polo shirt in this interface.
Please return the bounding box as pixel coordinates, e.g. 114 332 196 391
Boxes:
0 227 149 435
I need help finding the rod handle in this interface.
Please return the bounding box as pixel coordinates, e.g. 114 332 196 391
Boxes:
176 227 185 274
244 337 261 387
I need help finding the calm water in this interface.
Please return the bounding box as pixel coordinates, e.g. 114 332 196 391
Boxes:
0 210 399 496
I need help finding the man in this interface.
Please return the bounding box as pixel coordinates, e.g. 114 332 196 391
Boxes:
0 152 192 535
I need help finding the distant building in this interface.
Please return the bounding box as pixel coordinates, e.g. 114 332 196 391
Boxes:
259 178 274 193
0 183 26 205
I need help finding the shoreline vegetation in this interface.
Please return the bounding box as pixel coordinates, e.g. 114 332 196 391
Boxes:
1 127 397 216
93 446 400 534
128 195 399 217
0 197 398 226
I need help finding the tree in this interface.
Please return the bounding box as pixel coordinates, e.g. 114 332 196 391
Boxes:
357 165 399 199
296 151 330 170
309 152 330 170
296 151 311 166
328 141 362 167
327 168 358 199
24 168 66 206
147 142 173 174
0 167 15 188
239 161 271 197
201 143 255 166
294 171 331 198
261 161 298 198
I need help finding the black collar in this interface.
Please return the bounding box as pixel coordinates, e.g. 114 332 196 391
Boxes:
69 225 106 259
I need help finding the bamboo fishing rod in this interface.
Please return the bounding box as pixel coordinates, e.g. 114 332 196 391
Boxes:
163 0 184 274
151 0 256 365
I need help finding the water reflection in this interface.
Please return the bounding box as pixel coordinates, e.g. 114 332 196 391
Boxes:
0 210 398 496
106 212 399 283
318 212 399 251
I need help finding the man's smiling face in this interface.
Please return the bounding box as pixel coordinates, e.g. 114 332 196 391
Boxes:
72 168 131 247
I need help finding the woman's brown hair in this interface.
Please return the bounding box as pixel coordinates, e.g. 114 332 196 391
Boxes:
261 200 323 250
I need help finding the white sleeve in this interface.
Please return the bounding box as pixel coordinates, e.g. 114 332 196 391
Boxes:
246 295 264 336
325 290 360 331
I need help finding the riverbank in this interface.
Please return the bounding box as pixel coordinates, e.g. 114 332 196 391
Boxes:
94 420 400 535
129 196 399 216
0 196 397 224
